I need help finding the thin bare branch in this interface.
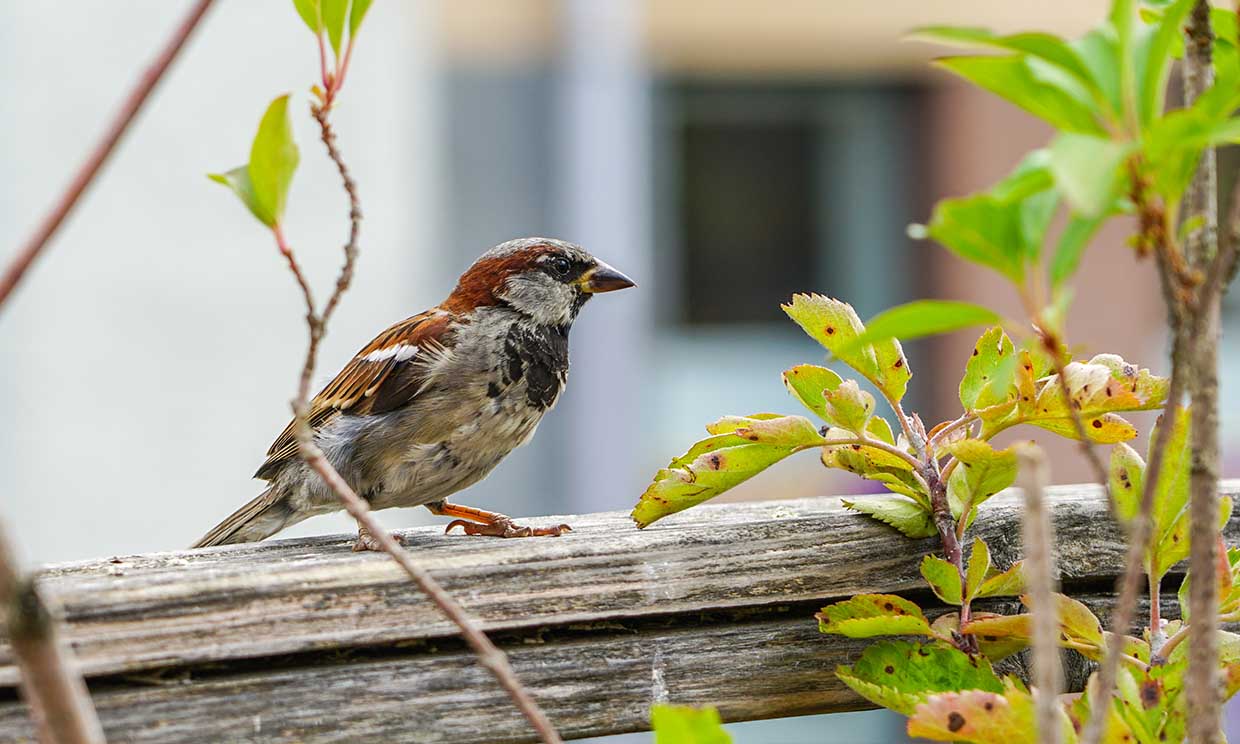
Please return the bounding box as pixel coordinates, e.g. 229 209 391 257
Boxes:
270 99 562 743
1017 444 1061 744
0 526 104 744
0 0 215 314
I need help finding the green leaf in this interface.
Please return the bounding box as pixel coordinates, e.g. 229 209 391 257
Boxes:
965 538 991 600
841 300 1002 354
1048 133 1132 218
975 562 1026 598
349 0 374 34
248 94 300 227
1049 212 1107 288
921 555 963 605
959 327 1019 414
1108 442 1145 528
208 166 271 227
842 495 936 539
836 640 1004 716
909 27 1098 94
291 0 322 33
1146 406 1190 578
322 0 350 56
944 439 1018 518
781 364 844 423
1072 28 1122 119
782 294 911 403
990 149 1056 201
922 194 1027 284
1136 0 1195 126
651 705 732 744
631 415 823 528
818 595 935 639
934 55 1106 134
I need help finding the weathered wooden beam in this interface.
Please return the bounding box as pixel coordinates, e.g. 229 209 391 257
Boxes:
0 482 1236 742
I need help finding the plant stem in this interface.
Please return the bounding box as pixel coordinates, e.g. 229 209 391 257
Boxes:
927 413 977 450
0 0 216 315
1017 444 1061 744
0 526 105 744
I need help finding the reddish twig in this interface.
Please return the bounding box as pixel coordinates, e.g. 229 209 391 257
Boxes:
0 526 105 744
0 0 215 314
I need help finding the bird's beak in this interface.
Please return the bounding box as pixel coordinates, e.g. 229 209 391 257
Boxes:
579 260 636 293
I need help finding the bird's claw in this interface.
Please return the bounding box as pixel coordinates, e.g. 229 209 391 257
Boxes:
351 527 405 552
444 517 572 538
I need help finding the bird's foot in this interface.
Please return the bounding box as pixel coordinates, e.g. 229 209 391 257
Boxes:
444 516 572 538
351 524 406 552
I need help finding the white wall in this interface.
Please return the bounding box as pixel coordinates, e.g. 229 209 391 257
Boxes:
0 0 443 565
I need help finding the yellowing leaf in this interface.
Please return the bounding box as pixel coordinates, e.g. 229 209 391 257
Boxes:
964 538 991 600
817 595 935 639
960 327 1020 414
907 683 1071 743
782 294 912 403
781 364 843 423
842 495 937 539
953 612 1030 661
921 555 963 605
1108 442 1145 525
944 439 1018 518
837 640 1004 717
975 561 1026 598
651 705 732 744
822 380 876 435
631 415 823 528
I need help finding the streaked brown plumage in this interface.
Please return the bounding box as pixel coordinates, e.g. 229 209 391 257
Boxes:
193 238 634 550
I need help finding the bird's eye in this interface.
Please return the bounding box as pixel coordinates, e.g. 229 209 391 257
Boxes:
548 256 572 277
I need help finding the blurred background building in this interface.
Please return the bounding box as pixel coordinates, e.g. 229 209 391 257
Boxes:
2 1 1239 742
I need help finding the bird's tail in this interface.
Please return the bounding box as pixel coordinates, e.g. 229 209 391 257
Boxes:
192 487 298 548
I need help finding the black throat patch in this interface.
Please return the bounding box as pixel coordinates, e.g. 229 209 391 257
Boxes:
501 322 570 410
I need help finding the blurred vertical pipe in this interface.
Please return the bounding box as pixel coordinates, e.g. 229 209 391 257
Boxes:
555 0 653 513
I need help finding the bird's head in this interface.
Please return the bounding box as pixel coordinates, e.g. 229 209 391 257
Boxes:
445 237 635 326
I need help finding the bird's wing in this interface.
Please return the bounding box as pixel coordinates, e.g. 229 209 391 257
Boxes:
255 309 456 480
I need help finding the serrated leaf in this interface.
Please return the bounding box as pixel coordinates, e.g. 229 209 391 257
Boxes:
1048 133 1132 218
840 300 1001 354
934 55 1106 135
248 94 299 227
782 364 843 423
651 705 732 744
631 415 823 528
959 327 1020 414
817 595 934 638
836 640 1004 717
349 0 374 34
976 561 1026 598
921 555 963 605
842 495 937 538
322 0 349 56
965 538 991 600
1108 442 1145 526
782 294 911 403
944 439 1018 517
291 0 322 33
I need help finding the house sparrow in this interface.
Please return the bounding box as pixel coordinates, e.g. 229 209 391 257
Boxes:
193 237 634 551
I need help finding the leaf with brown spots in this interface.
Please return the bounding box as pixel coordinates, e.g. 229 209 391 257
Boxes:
959 327 1020 416
1107 442 1145 525
922 555 964 605
782 294 912 404
936 612 1028 661
817 594 937 639
958 613 1031 661
631 414 825 528
981 354 1168 443
836 640 1004 717
822 379 877 435
906 681 1072 743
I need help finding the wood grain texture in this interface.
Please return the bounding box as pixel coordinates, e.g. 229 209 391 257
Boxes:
0 481 1236 742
